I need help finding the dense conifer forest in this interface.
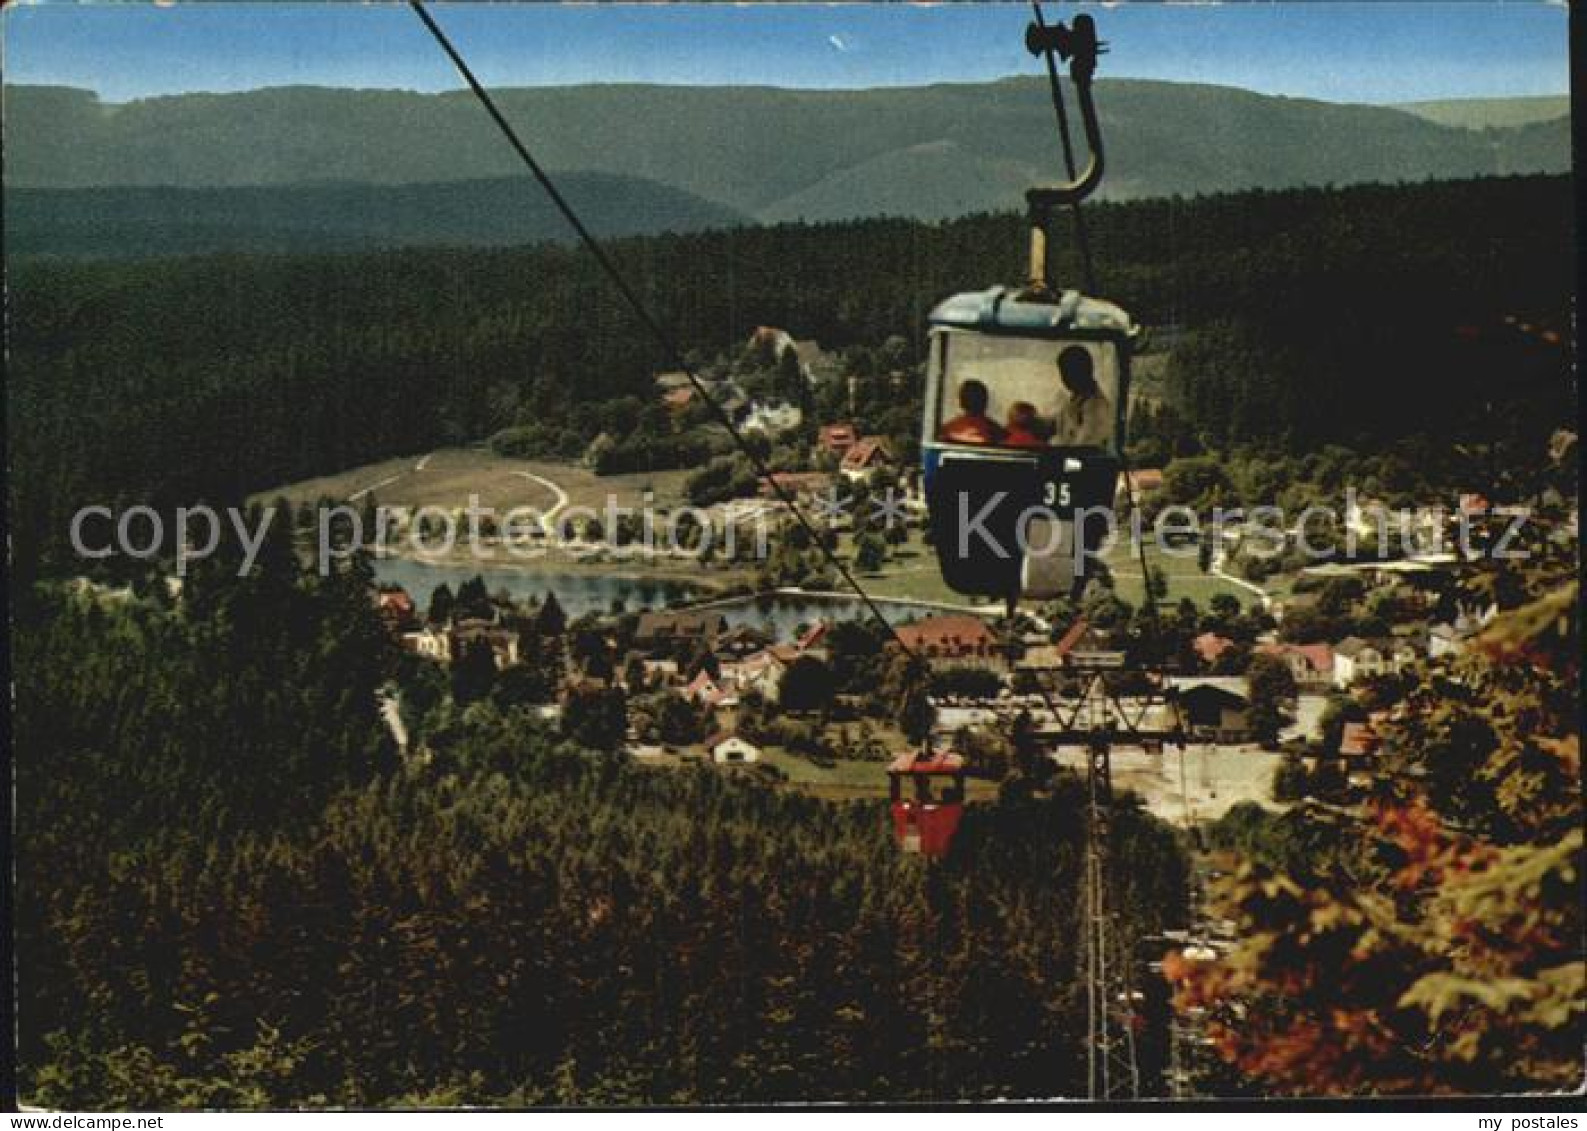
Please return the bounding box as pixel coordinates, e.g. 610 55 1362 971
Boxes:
15 546 1187 1104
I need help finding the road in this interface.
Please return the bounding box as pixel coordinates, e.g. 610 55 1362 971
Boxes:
348 473 404 502
1209 548 1273 613
347 452 435 502
341 454 570 537
511 470 570 533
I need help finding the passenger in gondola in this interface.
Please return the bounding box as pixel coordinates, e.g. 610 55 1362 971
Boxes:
1053 345 1113 447
939 378 1005 445
1004 401 1045 448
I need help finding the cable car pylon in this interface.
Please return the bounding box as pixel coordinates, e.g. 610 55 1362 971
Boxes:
1016 643 1186 1099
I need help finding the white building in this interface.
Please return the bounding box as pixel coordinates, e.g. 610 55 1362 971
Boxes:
709 735 762 764
741 400 803 435
405 624 451 661
1333 636 1419 688
1427 601 1498 659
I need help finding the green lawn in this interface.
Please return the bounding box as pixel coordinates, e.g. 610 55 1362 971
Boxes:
758 747 1001 804
847 541 990 607
1101 540 1261 609
635 746 897 802
758 748 893 799
257 447 693 515
838 531 1262 612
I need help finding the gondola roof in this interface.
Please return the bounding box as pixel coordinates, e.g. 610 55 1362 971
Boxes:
928 286 1136 338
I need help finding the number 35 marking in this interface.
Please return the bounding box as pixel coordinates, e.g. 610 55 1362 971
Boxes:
1043 481 1072 507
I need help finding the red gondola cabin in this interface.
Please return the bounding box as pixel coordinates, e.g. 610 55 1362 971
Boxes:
887 751 967 858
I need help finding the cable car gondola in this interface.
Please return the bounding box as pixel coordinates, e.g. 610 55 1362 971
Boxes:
887 750 967 858
923 287 1137 601
922 11 1139 605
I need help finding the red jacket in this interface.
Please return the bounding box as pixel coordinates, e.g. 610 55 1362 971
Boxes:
940 414 1005 445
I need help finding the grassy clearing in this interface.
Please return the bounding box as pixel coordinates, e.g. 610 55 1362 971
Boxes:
256 448 733 579
839 532 1261 612
758 748 1001 803
841 538 991 608
1102 540 1260 609
758 749 892 798
257 448 693 515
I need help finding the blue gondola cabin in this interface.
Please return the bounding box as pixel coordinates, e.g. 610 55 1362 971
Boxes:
921 285 1139 602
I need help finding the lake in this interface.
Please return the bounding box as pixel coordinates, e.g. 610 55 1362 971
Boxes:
373 556 982 638
373 557 701 620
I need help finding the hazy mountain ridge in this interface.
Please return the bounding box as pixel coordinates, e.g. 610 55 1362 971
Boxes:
10 80 1569 195
1392 94 1569 130
4 79 1569 249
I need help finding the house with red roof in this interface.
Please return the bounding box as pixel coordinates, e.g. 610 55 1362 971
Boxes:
719 648 791 702
1255 641 1335 689
375 587 418 633
683 669 736 709
894 614 1003 670
1192 632 1236 668
796 620 830 656
1337 720 1385 790
818 423 858 457
840 436 895 480
1339 721 1381 759
1014 619 1108 670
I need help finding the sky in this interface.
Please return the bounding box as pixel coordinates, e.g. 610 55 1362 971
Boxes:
0 1 1571 106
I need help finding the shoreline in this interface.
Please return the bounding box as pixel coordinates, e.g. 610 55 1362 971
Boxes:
372 549 1003 620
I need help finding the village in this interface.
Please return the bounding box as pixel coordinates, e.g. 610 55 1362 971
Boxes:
326 320 1578 825
372 480 1518 822
59 315 1551 826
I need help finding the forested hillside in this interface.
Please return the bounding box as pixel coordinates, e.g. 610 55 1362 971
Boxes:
6 80 1569 224
5 174 748 260
15 550 1187 1105
8 174 1571 579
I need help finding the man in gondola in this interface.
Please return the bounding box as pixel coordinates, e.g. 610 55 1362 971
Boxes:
1053 345 1113 448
